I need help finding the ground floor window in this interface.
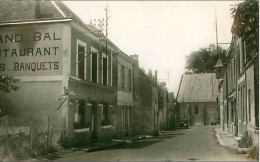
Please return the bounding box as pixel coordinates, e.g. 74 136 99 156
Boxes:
74 100 90 129
194 105 199 114
101 103 111 126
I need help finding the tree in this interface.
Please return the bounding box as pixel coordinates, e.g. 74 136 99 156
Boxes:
0 75 19 117
185 44 227 73
0 75 19 93
231 1 259 60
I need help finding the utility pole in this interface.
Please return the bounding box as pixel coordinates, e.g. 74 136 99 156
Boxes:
105 2 109 59
215 9 219 52
90 2 110 62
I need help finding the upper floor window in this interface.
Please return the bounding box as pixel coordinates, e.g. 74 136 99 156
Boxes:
129 69 132 91
122 65 125 90
237 48 241 74
102 53 108 85
76 40 87 80
91 47 98 83
194 105 199 114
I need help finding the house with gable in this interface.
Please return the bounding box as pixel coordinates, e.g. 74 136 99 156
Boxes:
176 73 219 126
0 1 134 147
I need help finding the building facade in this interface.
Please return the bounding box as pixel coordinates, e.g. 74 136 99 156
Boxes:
177 73 219 126
0 1 120 146
131 55 159 135
0 1 171 148
113 51 135 137
218 36 259 145
158 82 168 130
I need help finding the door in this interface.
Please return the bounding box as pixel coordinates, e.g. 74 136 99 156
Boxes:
90 102 97 142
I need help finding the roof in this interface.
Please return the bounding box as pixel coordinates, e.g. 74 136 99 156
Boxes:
177 73 219 103
0 1 135 65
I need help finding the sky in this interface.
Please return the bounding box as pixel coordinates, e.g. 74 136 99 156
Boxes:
63 1 240 94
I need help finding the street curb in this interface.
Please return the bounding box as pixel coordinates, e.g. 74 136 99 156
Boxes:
214 128 251 154
85 141 126 153
215 133 225 146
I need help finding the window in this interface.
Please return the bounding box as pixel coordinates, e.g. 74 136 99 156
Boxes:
122 65 125 90
237 48 241 74
194 105 199 114
129 69 132 91
101 103 110 126
244 86 247 123
102 53 108 85
91 47 98 83
248 89 251 121
231 104 234 122
76 40 87 80
74 100 89 129
241 87 244 122
239 46 244 73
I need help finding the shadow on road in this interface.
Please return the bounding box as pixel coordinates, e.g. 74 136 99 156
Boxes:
109 139 163 150
164 132 185 135
156 135 175 139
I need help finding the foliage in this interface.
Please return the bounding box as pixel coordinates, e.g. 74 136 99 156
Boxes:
101 120 111 126
0 133 30 161
0 75 19 93
248 145 259 160
231 1 259 60
158 83 167 110
185 44 227 73
73 121 91 129
238 131 252 148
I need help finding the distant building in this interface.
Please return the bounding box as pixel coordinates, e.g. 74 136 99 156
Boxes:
176 73 219 126
158 82 168 130
167 92 179 129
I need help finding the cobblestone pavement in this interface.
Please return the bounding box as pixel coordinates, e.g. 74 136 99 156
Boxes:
56 126 251 161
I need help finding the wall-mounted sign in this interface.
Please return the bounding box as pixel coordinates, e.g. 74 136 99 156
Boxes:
0 24 63 77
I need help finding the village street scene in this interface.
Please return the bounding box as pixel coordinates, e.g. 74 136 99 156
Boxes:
0 1 258 161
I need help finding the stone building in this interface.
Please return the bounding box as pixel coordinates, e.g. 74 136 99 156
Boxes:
0 1 127 146
158 82 168 130
217 36 259 145
176 73 219 126
131 55 159 135
167 92 178 130
113 51 135 137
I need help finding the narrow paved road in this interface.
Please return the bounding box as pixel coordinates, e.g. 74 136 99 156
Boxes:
57 126 249 161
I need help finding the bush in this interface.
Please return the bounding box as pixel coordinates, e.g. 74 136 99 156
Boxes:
152 130 160 136
0 133 30 161
101 120 111 126
73 121 90 129
248 145 259 160
238 131 252 148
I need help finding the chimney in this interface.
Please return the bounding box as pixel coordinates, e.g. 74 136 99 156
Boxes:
130 54 139 66
35 1 54 19
155 70 158 83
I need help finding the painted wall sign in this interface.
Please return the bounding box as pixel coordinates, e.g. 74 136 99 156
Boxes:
0 25 63 77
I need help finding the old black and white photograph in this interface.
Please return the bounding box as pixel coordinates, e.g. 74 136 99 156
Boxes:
0 0 259 161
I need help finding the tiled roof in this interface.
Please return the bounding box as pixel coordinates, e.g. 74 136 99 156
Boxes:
177 73 219 103
0 1 64 22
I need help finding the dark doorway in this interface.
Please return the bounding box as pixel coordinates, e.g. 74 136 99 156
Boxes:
91 101 97 142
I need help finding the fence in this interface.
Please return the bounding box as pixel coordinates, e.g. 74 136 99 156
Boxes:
0 116 63 159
